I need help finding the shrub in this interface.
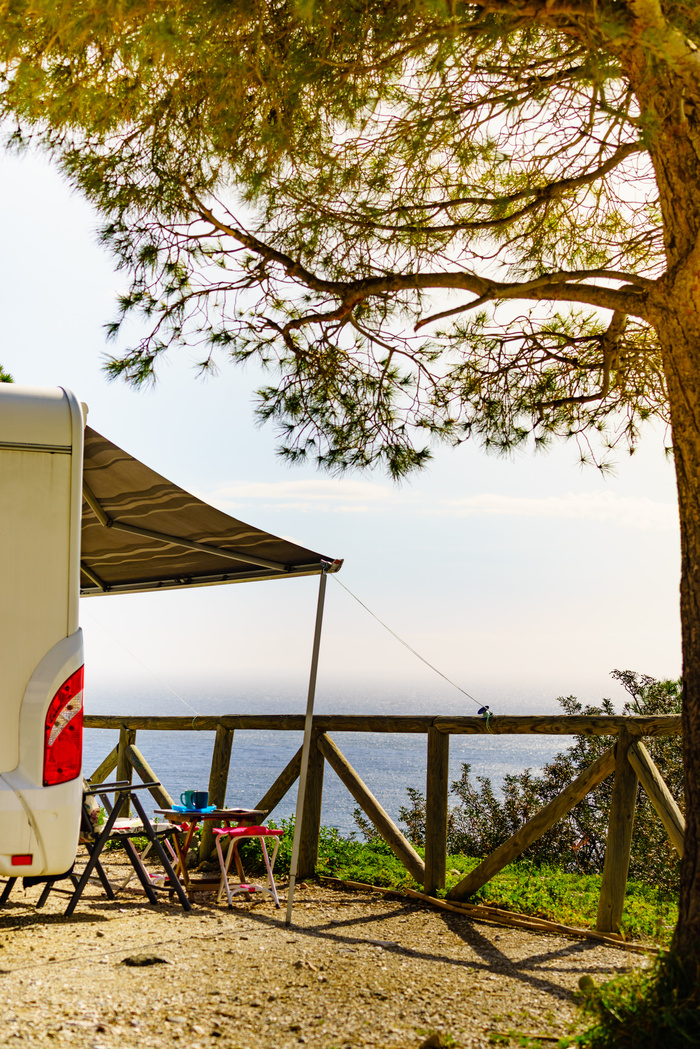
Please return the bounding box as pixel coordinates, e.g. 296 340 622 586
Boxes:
573 951 700 1048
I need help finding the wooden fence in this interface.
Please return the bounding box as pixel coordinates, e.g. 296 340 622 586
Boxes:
83 713 684 934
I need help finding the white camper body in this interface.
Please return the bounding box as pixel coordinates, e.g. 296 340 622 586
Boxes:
0 385 84 876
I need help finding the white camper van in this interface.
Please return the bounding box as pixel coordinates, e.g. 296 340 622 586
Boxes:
0 385 85 877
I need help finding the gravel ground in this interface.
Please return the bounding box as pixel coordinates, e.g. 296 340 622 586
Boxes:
0 860 646 1049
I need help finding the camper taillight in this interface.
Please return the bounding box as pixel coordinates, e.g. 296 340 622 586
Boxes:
43 668 84 786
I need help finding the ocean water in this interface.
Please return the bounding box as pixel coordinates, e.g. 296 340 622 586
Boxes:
82 680 575 836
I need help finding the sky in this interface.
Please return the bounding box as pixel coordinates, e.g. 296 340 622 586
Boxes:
0 150 682 717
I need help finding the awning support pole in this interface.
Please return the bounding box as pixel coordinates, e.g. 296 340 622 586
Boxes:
285 567 328 925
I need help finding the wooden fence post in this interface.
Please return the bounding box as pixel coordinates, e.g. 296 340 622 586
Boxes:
200 725 234 861
627 740 685 857
116 726 136 816
425 727 450 894
297 729 325 880
317 732 425 883
124 744 175 810
89 745 119 786
596 729 639 934
255 746 304 817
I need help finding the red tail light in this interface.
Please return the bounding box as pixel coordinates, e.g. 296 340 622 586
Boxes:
43 667 84 786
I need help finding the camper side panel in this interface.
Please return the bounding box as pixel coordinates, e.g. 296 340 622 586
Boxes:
0 449 72 772
0 385 84 876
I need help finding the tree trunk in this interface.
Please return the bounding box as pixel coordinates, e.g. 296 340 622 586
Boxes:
659 315 700 977
626 49 700 981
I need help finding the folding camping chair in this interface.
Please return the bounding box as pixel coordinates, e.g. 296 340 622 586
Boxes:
82 781 180 894
67 779 192 915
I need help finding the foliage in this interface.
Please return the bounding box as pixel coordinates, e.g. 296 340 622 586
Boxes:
382 672 683 892
0 366 11 382
0 1 689 473
572 951 700 1048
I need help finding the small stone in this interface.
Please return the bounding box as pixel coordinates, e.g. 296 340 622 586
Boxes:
419 1034 451 1049
121 954 169 967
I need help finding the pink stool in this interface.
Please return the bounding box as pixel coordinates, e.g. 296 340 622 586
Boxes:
213 825 284 908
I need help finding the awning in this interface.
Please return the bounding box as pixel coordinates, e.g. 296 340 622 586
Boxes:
80 427 342 596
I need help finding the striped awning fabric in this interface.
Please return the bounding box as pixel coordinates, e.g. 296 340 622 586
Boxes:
80 428 342 595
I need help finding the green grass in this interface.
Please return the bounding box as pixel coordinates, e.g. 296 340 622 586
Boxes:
439 854 677 945
258 824 677 945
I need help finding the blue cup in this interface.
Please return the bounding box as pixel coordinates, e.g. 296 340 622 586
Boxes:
192 790 209 809
180 790 197 808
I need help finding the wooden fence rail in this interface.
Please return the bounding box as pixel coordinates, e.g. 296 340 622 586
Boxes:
84 713 683 933
85 714 682 735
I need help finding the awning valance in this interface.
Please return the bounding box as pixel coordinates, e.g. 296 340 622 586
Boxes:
80 427 342 596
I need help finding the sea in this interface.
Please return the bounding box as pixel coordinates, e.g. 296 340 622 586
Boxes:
82 678 580 836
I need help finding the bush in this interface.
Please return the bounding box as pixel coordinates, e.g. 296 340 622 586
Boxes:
356 670 683 892
572 951 700 1048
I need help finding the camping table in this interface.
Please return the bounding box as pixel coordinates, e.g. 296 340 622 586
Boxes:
154 808 265 898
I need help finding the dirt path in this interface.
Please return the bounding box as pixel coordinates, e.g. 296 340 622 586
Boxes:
0 869 646 1048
